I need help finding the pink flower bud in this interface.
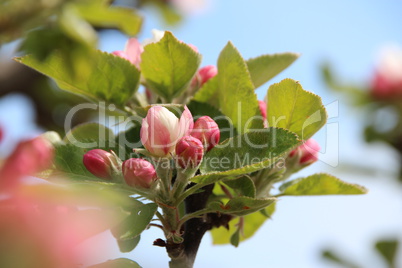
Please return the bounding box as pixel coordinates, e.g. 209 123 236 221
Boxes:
198 65 217 86
0 125 3 144
187 43 199 53
0 136 54 191
83 149 117 180
112 38 143 68
290 139 320 165
141 106 194 157
175 136 204 168
371 45 402 99
122 158 157 188
191 116 220 151
258 100 267 120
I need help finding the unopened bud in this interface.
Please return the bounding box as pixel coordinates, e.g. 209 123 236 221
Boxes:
140 106 193 157
290 139 320 165
83 149 118 180
122 158 157 188
258 100 267 120
175 136 204 169
197 65 217 86
191 116 220 151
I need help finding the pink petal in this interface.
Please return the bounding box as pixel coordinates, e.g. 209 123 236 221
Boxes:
124 38 143 68
179 106 194 138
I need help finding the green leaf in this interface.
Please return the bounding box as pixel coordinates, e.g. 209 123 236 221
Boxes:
64 123 115 145
53 143 99 181
53 140 128 182
187 100 238 141
192 76 220 107
280 173 367 195
224 176 256 198
140 31 201 102
117 236 141 253
192 128 300 185
211 203 276 245
111 203 158 240
15 50 140 107
88 258 142 268
267 78 327 140
217 42 263 133
230 228 240 247
375 239 399 268
74 3 142 36
208 196 276 216
246 53 299 88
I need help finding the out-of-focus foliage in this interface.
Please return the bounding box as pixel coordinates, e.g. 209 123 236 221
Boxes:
322 239 399 268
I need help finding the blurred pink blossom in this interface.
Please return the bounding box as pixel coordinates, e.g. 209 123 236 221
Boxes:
371 45 402 99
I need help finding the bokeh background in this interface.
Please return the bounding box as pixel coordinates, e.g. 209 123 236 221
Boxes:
1 0 402 267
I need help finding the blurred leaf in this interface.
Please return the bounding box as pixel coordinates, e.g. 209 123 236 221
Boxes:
208 196 276 217
64 123 115 145
230 228 240 247
74 3 142 36
111 203 158 240
279 173 367 195
211 203 276 245
15 50 140 107
153 1 182 25
321 62 371 106
59 5 98 48
267 78 327 140
375 239 399 268
19 27 73 61
117 235 141 253
194 128 300 185
187 100 238 141
0 0 66 43
88 258 142 268
247 53 299 89
322 250 361 268
140 31 201 102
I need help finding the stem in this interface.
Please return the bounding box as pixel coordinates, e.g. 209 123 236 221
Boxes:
166 184 234 268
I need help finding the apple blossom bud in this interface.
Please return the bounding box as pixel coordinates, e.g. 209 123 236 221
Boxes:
83 149 118 180
187 43 199 53
371 45 402 99
290 139 320 165
175 136 204 168
198 65 217 86
258 100 267 120
140 106 194 157
112 38 143 68
0 136 54 190
191 116 220 151
122 158 157 188
0 126 3 144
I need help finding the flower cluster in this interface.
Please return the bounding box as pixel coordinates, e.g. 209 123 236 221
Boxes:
83 105 220 189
